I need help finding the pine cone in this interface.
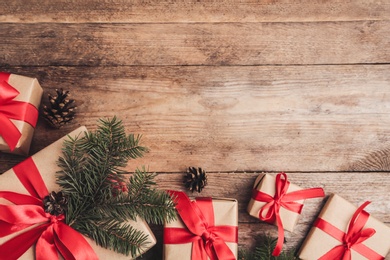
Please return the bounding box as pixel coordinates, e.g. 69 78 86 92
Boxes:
43 191 68 216
184 167 208 193
42 89 76 128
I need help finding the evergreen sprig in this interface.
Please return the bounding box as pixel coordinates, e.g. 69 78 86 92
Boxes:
238 234 297 260
56 117 177 257
97 168 178 224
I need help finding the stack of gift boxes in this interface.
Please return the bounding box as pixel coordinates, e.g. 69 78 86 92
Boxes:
1 72 390 259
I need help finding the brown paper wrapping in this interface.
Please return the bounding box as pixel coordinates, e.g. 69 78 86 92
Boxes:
247 173 304 232
0 73 43 155
163 198 238 260
0 127 156 259
298 194 390 260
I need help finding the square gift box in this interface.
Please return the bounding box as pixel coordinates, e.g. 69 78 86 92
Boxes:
0 127 156 259
298 194 390 260
163 191 238 259
247 173 323 232
0 72 43 155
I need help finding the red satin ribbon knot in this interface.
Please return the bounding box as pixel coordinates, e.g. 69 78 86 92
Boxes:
164 191 237 260
0 72 39 151
0 157 98 260
315 201 383 260
251 172 325 256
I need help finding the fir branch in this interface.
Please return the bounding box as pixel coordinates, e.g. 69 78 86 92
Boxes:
74 219 149 257
96 169 177 224
238 234 298 260
56 117 176 257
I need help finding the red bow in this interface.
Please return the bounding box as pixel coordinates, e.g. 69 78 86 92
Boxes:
315 201 383 260
0 72 38 151
252 172 325 256
0 157 98 260
164 191 237 260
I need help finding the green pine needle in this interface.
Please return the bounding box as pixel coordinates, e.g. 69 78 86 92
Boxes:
75 220 149 257
238 234 298 260
56 117 176 257
94 168 177 224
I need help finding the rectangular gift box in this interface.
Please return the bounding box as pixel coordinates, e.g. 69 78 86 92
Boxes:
163 197 238 259
298 194 390 260
0 73 43 155
247 173 304 232
0 127 156 259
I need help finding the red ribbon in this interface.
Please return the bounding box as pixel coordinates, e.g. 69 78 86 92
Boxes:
0 157 98 260
315 201 383 260
251 172 325 256
164 190 237 260
0 72 39 151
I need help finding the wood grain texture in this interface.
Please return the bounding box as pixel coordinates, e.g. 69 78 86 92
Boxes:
2 2 390 258
1 21 389 66
1 1 389 23
153 172 390 222
2 65 390 173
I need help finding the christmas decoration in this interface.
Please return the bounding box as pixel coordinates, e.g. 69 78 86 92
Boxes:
239 234 297 260
164 190 238 260
0 118 177 259
43 191 68 216
298 194 390 260
42 88 76 128
0 72 43 155
184 166 208 193
247 173 325 256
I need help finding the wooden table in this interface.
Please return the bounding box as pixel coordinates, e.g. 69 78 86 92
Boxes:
1 1 390 259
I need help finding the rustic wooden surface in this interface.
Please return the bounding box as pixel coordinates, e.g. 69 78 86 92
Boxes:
1 1 389 259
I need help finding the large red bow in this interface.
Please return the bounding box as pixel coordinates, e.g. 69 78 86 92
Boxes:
0 157 98 260
0 72 38 151
252 172 325 256
164 190 237 260
315 201 383 260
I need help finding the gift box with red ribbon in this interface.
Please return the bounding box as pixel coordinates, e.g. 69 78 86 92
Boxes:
0 127 156 259
247 173 325 256
298 194 390 260
163 191 238 260
0 72 43 155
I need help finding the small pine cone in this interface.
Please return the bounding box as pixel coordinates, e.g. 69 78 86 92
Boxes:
42 89 76 128
184 167 208 193
43 191 68 216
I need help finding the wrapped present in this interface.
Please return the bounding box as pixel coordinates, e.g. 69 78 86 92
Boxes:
0 72 43 155
247 172 325 256
0 127 156 259
298 194 390 260
164 191 238 260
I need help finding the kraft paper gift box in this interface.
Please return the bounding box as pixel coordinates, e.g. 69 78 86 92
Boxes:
0 72 43 155
247 173 319 232
298 194 390 260
247 173 324 256
0 127 156 259
163 191 238 260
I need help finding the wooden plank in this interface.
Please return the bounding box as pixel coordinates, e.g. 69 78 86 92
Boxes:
1 21 389 66
153 172 390 222
135 172 390 259
1 1 389 23
1 65 390 173
2 2 389 259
